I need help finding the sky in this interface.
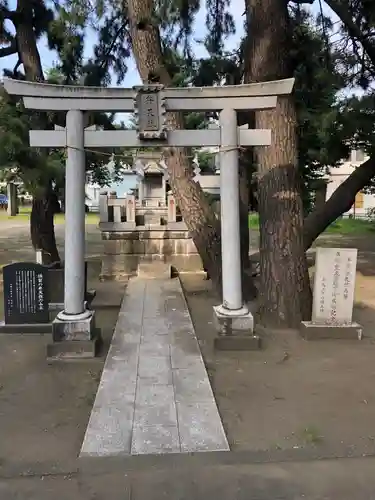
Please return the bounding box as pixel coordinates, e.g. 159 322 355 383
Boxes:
0 0 329 196
0 0 327 88
0 0 247 86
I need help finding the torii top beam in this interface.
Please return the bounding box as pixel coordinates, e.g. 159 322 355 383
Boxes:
2 78 295 112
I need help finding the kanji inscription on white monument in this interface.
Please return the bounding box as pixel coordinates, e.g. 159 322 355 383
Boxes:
312 247 357 325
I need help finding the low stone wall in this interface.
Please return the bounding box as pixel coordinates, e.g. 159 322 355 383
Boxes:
100 227 203 280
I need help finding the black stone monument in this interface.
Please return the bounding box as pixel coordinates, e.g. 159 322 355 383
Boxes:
0 262 51 333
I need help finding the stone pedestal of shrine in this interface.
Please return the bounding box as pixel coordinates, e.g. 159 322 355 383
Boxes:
99 191 204 280
98 160 204 280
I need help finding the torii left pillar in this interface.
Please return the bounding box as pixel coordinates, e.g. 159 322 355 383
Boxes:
48 110 97 359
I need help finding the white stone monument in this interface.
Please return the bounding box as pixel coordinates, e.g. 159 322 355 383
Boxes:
300 247 362 340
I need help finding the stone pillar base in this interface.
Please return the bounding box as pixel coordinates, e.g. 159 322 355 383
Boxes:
300 321 363 341
48 310 99 360
213 305 261 351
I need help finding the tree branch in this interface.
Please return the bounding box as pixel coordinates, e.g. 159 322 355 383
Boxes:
0 5 17 24
248 156 375 267
304 155 375 249
324 0 375 65
13 57 22 75
0 42 18 58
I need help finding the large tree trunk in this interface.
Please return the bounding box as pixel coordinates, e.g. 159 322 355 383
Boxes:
15 0 60 264
239 161 250 269
239 153 257 300
15 0 44 81
238 115 253 279
125 0 223 290
31 184 60 265
245 0 312 326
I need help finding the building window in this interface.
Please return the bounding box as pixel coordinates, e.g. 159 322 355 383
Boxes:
354 192 364 209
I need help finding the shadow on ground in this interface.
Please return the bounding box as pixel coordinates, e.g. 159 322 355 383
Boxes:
0 256 125 466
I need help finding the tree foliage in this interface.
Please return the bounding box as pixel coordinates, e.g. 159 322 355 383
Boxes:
0 0 359 201
0 0 128 191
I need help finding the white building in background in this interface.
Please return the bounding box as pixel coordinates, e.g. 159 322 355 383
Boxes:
85 161 137 211
325 149 375 217
85 182 101 211
85 155 221 211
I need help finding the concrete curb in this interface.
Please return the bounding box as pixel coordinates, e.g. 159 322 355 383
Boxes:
1 445 374 480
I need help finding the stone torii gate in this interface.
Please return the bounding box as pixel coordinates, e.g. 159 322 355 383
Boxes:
3 77 294 356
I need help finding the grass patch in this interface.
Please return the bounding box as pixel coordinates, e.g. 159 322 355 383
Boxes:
248 213 260 229
0 207 30 220
248 212 374 235
300 426 323 445
1 207 373 235
324 217 374 235
54 212 99 225
0 207 99 224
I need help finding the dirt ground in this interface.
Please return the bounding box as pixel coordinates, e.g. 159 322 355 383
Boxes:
182 240 375 455
1 223 375 472
0 223 125 467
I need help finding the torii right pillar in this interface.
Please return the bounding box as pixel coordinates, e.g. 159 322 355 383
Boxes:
213 108 260 350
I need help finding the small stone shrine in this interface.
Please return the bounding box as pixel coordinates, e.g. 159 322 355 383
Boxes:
99 152 202 280
134 152 168 208
0 262 51 333
300 247 362 340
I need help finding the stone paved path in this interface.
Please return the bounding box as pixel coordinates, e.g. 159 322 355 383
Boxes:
80 277 229 456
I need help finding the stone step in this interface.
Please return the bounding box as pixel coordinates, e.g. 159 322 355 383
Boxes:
137 261 171 279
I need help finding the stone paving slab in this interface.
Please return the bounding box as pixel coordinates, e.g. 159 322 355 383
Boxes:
80 277 229 457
